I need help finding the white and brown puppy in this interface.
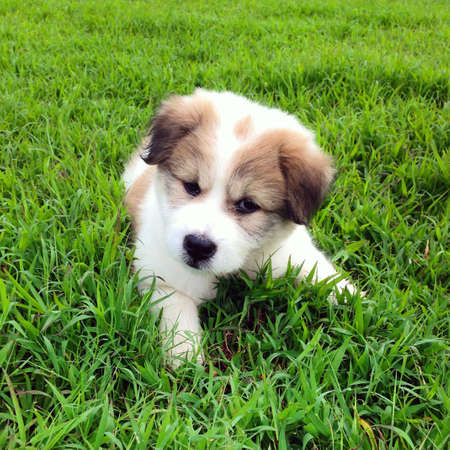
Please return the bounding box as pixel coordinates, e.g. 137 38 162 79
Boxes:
123 89 358 366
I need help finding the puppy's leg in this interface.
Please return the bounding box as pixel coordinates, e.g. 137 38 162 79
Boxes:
275 227 358 301
152 286 203 367
296 243 357 301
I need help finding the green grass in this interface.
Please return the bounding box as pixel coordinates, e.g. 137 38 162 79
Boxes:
0 0 449 447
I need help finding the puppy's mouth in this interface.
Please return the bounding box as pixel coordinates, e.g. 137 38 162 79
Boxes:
183 255 211 271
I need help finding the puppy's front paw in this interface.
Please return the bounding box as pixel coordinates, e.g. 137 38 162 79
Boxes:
328 279 364 304
165 334 203 368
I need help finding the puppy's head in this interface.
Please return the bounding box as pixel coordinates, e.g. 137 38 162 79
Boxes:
141 90 334 274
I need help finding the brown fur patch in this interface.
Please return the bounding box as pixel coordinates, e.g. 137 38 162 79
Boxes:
227 138 286 212
124 165 156 231
228 129 334 225
236 210 284 240
234 115 253 141
160 171 208 208
161 128 216 190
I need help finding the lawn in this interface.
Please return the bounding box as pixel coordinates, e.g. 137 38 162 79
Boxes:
0 0 448 447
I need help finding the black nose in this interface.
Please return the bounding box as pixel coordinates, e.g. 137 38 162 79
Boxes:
183 234 217 261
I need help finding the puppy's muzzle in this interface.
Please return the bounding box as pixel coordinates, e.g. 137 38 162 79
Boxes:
183 234 217 266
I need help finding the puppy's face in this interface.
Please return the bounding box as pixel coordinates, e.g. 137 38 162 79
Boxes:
141 90 334 274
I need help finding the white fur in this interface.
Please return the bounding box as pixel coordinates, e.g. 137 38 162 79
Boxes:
123 89 358 367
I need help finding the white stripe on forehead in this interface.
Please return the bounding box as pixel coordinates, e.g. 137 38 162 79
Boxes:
194 88 313 136
191 89 315 196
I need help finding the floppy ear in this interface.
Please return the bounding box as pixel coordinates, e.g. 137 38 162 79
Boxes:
278 132 335 225
140 95 201 165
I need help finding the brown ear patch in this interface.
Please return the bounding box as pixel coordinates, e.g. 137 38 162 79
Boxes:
228 129 334 225
141 94 219 165
275 130 334 224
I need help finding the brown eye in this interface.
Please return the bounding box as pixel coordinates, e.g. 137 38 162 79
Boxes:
235 198 260 214
183 181 201 197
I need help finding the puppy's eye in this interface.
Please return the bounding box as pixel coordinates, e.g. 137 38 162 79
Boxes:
235 198 260 214
183 181 201 197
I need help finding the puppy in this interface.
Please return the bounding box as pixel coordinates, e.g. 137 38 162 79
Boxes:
123 89 358 366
